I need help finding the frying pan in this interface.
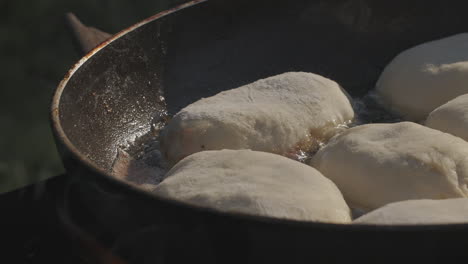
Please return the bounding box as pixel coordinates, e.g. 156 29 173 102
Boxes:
51 0 468 263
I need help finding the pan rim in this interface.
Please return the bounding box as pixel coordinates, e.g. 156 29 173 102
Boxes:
50 0 468 231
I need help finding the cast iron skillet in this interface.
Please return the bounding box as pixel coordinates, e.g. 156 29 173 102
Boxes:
51 0 468 263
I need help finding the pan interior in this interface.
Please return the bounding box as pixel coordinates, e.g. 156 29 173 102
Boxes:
58 0 468 177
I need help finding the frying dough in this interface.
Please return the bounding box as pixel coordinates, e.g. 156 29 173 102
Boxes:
375 33 468 121
309 122 468 212
153 149 352 223
160 72 354 166
426 94 468 142
354 198 468 225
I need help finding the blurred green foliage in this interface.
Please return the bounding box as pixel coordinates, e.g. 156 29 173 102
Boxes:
0 0 184 193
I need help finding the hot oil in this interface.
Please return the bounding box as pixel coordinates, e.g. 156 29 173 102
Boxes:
112 91 402 190
352 91 403 125
290 122 350 164
290 91 402 164
111 111 171 186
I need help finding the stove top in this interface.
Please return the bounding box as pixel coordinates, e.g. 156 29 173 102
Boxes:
1 175 111 264
2 173 215 264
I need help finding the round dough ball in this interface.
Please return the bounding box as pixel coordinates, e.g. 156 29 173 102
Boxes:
354 198 468 225
309 122 468 212
375 33 468 121
154 149 352 223
426 94 468 142
160 72 354 166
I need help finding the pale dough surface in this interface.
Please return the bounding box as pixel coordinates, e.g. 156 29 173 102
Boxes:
160 72 354 166
309 122 468 212
426 94 468 142
154 149 352 223
354 198 468 225
375 33 468 121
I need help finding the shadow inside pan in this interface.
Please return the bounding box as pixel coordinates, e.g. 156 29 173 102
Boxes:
57 0 468 178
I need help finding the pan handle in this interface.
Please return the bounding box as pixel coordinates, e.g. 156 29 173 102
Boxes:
65 12 112 56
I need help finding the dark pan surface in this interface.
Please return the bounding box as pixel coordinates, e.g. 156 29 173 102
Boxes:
56 0 468 171
53 0 468 228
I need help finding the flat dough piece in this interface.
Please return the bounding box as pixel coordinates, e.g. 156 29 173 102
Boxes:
375 33 468 121
354 198 468 225
160 72 354 166
153 149 352 223
426 94 468 142
309 122 468 212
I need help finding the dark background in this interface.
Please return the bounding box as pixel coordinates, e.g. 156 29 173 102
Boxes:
0 0 184 194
